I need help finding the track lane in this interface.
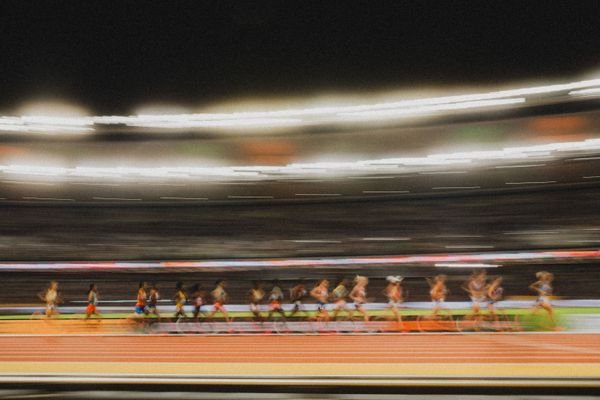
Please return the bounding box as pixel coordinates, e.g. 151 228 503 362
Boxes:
0 333 599 364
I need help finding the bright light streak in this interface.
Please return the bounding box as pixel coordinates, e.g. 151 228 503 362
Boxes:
0 249 597 270
435 263 500 268
1 77 599 133
1 137 600 181
336 98 526 120
122 117 304 129
569 87 600 97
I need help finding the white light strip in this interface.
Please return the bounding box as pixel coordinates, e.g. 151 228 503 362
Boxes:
1 137 600 180
0 249 597 270
1 77 599 133
337 98 525 120
435 263 500 268
569 87 600 97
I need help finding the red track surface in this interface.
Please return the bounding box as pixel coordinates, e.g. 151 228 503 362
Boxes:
1 333 600 364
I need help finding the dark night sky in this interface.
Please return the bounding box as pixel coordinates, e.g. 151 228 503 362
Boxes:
1 1 600 114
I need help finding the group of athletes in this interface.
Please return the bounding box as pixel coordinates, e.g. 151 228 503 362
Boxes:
39 270 557 328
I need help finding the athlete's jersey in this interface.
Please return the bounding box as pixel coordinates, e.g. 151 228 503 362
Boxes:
88 291 98 306
136 289 146 307
331 284 348 301
45 289 57 305
353 286 367 304
386 285 402 302
269 286 284 301
147 290 160 307
490 286 503 300
175 290 186 308
250 288 264 303
468 280 487 301
539 283 552 296
314 287 328 300
213 287 227 303
430 285 447 301
290 287 307 302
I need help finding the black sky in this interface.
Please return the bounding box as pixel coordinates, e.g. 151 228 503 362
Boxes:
1 1 600 114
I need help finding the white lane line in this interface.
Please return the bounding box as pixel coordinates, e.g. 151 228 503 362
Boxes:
505 181 557 185
22 196 74 201
160 197 208 201
445 245 495 249
419 171 467 175
583 175 600 179
432 186 480 190
350 176 399 180
435 235 483 238
295 192 344 196
227 195 274 199
92 197 142 201
362 190 409 195
494 164 547 169
362 237 411 241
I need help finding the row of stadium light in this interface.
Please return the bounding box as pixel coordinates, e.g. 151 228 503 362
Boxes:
0 250 597 270
1 78 599 134
1 137 600 180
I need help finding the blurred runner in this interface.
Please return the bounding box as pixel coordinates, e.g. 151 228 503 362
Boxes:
349 275 369 322
384 275 404 325
330 278 351 320
39 281 61 318
427 274 450 317
249 281 265 322
134 282 148 317
530 271 558 329
288 281 308 318
267 280 287 321
85 283 100 319
310 279 330 321
486 276 504 318
463 270 487 322
173 282 187 321
190 284 206 322
207 280 231 322
146 283 161 320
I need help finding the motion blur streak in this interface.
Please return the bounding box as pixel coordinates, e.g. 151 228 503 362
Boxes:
0 249 597 271
1 76 600 133
0 394 594 400
2 137 600 181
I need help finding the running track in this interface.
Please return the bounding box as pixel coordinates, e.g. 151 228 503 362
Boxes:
1 333 599 386
1 333 599 363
